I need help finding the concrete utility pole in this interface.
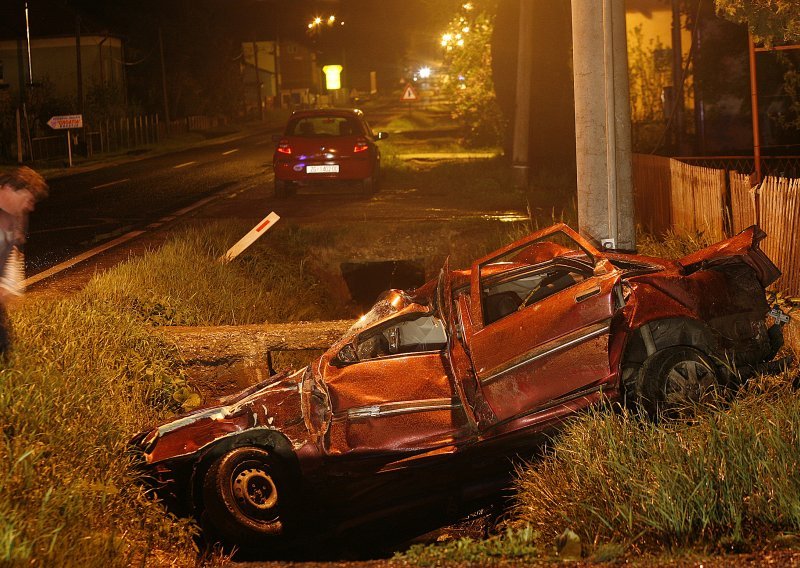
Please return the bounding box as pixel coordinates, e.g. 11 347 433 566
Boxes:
512 0 533 189
571 0 635 251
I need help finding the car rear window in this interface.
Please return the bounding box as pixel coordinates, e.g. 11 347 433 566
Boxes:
287 116 362 137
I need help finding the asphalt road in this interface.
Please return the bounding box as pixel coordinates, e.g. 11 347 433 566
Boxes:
26 129 277 274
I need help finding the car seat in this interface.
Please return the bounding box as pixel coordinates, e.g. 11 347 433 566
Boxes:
484 291 522 324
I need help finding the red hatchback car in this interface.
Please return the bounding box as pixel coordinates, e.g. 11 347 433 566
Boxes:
272 109 388 197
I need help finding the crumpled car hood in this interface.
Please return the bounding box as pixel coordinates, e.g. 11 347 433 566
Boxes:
133 368 309 465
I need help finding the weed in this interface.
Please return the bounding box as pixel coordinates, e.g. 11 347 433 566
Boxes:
395 524 543 566
0 295 201 566
510 369 800 552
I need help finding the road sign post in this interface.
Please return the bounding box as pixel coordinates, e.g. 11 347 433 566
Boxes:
219 211 281 263
47 114 83 168
401 83 418 114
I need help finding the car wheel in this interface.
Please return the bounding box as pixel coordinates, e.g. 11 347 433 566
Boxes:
275 179 294 198
361 176 376 194
635 346 721 419
202 447 287 545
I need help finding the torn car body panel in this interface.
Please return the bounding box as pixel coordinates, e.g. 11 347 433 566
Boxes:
131 223 785 550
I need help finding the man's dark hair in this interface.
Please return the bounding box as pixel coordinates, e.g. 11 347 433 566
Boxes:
0 167 49 200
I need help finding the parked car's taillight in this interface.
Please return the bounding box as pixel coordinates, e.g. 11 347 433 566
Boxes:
354 139 369 153
277 140 292 155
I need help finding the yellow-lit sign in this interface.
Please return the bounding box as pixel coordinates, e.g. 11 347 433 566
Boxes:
323 65 343 90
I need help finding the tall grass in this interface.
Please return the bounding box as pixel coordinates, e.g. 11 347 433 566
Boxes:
83 221 343 326
511 373 800 552
0 295 200 566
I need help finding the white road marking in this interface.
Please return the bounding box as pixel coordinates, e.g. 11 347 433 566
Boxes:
173 161 197 169
222 149 239 155
91 178 130 190
23 230 146 287
25 183 252 287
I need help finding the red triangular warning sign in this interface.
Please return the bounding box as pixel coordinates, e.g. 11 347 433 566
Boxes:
401 83 418 101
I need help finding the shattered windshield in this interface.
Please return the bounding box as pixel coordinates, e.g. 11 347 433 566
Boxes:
347 298 403 336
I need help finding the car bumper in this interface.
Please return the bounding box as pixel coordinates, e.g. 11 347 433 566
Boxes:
274 158 374 182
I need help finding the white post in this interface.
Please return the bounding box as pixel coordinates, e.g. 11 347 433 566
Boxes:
219 212 281 263
66 129 73 167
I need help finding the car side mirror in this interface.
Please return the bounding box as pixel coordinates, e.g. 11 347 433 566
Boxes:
376 132 389 141
333 343 358 366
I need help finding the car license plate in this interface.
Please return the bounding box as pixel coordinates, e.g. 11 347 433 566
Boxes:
306 165 339 173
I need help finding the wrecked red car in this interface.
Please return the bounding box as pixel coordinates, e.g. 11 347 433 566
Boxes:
131 223 786 550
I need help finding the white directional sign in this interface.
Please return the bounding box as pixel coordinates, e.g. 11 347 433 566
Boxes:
401 83 418 101
47 114 83 130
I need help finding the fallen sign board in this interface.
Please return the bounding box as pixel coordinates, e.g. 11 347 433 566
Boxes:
219 211 280 262
47 114 84 130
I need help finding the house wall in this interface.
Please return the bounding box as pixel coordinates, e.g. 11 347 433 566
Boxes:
0 35 125 100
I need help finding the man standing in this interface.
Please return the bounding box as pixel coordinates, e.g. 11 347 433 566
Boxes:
0 166 48 355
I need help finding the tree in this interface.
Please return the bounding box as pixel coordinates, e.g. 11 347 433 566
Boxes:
440 1 506 146
714 0 800 45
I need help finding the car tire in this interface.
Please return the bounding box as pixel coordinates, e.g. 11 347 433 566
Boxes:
275 179 294 198
635 346 721 419
362 176 376 194
202 447 287 546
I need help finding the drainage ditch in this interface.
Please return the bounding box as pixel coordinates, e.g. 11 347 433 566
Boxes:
340 259 427 310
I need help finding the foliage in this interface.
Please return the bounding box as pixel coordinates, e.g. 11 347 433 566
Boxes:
440 1 506 147
714 0 800 46
627 25 673 152
510 371 800 551
0 294 202 566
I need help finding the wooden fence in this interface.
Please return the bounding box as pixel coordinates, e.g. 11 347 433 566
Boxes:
632 154 726 242
634 153 800 295
756 177 800 296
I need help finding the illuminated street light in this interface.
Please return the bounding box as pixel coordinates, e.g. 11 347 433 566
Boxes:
418 66 432 79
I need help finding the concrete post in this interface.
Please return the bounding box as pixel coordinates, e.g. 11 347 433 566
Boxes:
571 0 635 250
512 0 533 189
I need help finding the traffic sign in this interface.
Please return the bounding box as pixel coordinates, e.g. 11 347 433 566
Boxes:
401 83 418 101
47 114 83 130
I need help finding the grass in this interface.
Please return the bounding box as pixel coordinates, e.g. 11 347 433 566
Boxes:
82 221 345 326
0 294 202 566
510 372 800 554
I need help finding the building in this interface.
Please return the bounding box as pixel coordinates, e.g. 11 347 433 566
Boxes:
0 34 126 101
241 39 321 112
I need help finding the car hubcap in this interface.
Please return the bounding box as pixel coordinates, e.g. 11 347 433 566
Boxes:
233 467 278 512
664 359 717 407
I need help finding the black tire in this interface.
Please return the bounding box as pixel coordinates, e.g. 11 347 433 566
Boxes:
361 176 375 194
202 447 287 546
275 179 294 197
635 346 721 419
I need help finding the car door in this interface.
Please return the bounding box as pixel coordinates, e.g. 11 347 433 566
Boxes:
459 224 620 427
322 311 469 457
